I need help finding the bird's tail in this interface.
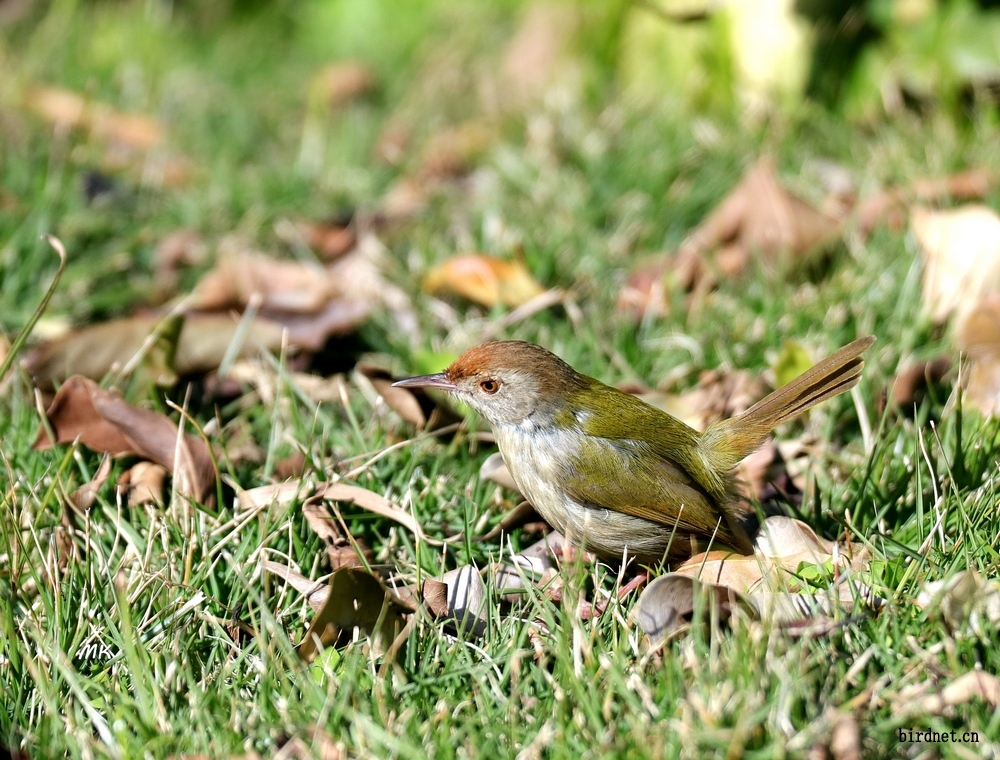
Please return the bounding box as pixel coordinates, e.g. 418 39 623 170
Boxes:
701 335 875 471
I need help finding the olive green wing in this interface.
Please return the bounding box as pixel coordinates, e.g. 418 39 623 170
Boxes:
562 381 750 551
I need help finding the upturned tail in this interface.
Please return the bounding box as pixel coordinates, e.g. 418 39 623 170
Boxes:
701 336 875 471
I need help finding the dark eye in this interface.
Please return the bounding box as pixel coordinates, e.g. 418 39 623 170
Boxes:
479 379 500 394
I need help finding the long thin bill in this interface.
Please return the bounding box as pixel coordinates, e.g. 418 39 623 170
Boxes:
391 373 459 392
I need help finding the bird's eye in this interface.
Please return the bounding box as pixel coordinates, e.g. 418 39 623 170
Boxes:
479 379 500 394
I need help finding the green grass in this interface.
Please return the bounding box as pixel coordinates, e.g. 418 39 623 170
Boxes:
3 2 1000 758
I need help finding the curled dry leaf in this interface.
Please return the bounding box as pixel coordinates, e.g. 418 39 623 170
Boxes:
314 61 376 107
296 567 409 663
262 560 330 612
191 247 340 314
891 357 952 411
675 155 843 286
915 569 1000 635
422 564 488 636
915 205 1000 325
355 364 462 430
479 451 520 492
26 85 164 150
68 456 113 513
423 254 546 309
24 314 288 391
302 500 374 570
636 516 878 638
956 295 1000 416
117 462 168 506
33 375 216 503
636 575 756 643
895 670 1000 717
237 481 454 547
416 121 494 181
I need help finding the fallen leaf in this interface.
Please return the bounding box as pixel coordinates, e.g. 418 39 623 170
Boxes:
856 168 994 234
316 483 453 547
957 296 1000 416
915 569 1000 636
117 462 168 506
302 500 374 570
829 713 862 760
191 247 338 314
895 671 1000 717
423 254 546 308
914 205 1000 325
676 155 843 284
34 375 216 503
153 229 207 297
302 218 357 261
637 516 878 636
25 85 164 150
238 481 454 548
355 364 462 430
497 3 578 108
423 565 488 636
616 261 669 320
314 61 375 107
68 457 113 513
891 357 952 411
416 122 494 181
296 567 409 662
24 314 287 391
263 560 330 612
479 451 520 492
636 575 756 643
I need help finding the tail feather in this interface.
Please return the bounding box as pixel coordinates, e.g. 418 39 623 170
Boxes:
702 336 875 470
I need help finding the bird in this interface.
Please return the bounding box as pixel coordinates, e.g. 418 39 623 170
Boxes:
394 336 875 564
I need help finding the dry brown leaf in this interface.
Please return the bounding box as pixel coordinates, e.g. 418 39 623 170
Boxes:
117 462 168 506
497 3 578 108
302 500 374 570
34 376 216 503
422 565 488 636
26 85 164 150
296 567 409 663
957 296 1000 416
915 569 1000 635
915 205 1000 325
677 155 843 284
856 168 994 234
302 219 357 262
417 121 494 181
479 451 520 492
262 560 330 612
829 714 862 760
67 457 113 513
356 364 462 430
423 254 546 308
616 262 669 320
24 314 288 391
638 516 876 635
316 483 453 547
191 248 337 313
153 229 207 297
636 575 756 643
891 357 952 411
896 671 1000 717
314 61 375 107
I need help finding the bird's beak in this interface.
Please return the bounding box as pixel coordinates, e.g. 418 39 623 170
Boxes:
391 372 459 392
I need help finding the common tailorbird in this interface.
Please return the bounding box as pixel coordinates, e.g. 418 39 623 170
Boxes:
394 336 875 563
